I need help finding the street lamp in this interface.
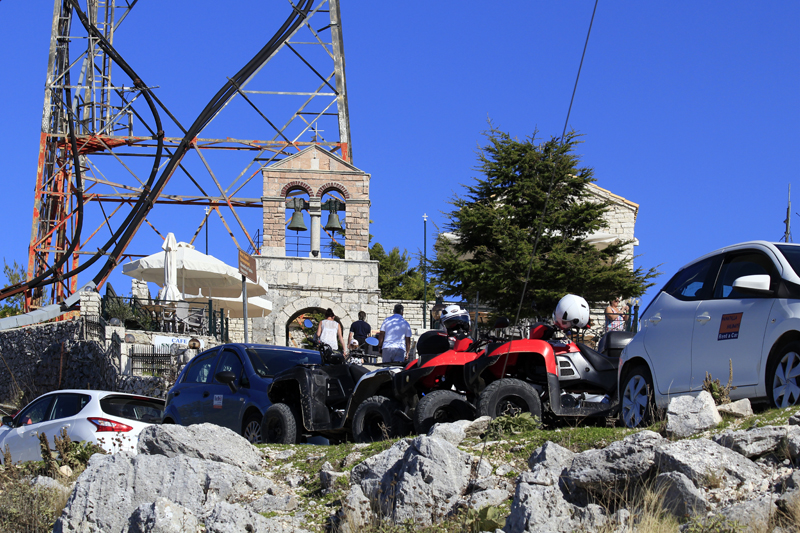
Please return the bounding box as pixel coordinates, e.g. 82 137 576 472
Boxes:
423 213 428 330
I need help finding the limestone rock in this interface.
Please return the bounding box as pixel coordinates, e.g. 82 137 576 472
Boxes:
713 426 793 458
718 494 779 533
137 423 263 471
716 398 753 418
428 421 467 446
504 480 576 533
351 436 472 525
338 485 372 533
54 452 277 533
654 438 764 489
127 498 199 533
527 440 575 473
464 416 492 438
205 501 310 533
654 472 708 517
564 430 665 494
665 391 722 438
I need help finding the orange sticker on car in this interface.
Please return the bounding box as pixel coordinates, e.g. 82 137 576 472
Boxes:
718 313 743 341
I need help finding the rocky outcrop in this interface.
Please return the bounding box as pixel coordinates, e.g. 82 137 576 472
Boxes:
43 412 800 533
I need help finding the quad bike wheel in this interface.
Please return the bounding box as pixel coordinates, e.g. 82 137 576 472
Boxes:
620 364 655 428
352 396 401 443
413 390 475 435
477 378 542 422
242 412 263 444
767 341 800 408
262 403 298 444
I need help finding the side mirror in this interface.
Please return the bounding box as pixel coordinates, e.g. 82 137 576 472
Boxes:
215 371 237 393
364 337 379 347
1 416 14 428
732 274 772 295
493 317 510 329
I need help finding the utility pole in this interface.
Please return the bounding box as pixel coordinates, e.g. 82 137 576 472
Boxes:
423 214 428 330
785 184 792 243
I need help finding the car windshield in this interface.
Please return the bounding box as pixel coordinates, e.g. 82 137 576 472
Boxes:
776 244 800 278
245 347 321 378
100 396 165 423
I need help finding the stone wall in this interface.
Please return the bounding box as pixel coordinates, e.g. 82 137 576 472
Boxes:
0 319 118 406
587 183 638 263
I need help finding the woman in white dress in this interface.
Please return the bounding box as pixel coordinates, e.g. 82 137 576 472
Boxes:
317 308 345 352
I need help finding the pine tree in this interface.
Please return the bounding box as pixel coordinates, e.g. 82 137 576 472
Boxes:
431 126 658 318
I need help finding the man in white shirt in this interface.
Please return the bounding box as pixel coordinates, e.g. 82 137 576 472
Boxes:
377 304 412 363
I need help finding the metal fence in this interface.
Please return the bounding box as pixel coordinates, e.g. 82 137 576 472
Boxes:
129 345 174 377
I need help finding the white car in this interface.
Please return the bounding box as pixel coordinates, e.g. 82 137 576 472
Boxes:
619 241 800 428
0 389 164 464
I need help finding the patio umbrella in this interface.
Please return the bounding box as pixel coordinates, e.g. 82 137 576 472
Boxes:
157 233 182 301
185 292 272 319
122 239 268 298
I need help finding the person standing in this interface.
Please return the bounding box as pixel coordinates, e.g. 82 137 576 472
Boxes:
348 310 371 349
605 298 628 332
317 308 345 352
377 304 412 363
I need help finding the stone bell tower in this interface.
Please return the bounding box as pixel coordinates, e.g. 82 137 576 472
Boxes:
254 146 379 346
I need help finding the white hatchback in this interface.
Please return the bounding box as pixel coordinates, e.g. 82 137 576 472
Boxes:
0 390 164 464
619 241 800 428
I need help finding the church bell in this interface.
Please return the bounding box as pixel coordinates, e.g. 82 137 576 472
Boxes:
324 212 342 232
288 210 307 231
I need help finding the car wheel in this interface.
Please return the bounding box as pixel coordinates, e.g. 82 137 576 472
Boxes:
413 390 475 435
242 412 263 444
767 341 800 408
477 378 542 422
352 396 401 443
262 403 298 444
620 364 655 428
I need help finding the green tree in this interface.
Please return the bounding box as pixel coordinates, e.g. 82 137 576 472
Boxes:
370 243 424 300
432 126 658 318
1 259 26 318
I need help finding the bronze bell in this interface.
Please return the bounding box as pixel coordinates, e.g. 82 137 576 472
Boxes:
324 212 342 232
287 210 307 231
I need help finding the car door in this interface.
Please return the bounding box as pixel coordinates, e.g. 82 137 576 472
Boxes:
204 348 247 431
169 348 220 424
1 395 55 463
642 255 719 395
690 250 777 394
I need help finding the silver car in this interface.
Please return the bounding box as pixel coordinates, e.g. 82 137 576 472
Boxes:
619 240 800 428
0 389 164 464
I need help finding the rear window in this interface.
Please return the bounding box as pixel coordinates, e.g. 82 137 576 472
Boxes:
245 347 321 378
100 396 164 423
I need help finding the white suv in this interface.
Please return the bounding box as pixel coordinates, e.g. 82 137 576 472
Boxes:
619 241 800 428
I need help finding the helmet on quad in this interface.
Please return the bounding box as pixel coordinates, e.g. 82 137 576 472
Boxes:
553 294 590 330
440 304 470 335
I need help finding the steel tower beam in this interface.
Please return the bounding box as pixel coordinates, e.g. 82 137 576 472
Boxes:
26 0 352 310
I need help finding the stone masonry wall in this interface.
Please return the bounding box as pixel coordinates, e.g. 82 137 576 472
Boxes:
587 183 638 263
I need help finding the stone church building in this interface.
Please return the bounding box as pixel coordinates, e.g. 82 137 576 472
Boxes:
252 146 639 346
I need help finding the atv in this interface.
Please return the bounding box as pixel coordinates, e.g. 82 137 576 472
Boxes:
261 337 408 444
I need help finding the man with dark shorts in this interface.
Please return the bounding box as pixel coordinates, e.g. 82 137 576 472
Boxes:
348 310 371 348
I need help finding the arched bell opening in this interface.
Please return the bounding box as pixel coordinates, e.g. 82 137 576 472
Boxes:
284 188 311 257
320 189 347 258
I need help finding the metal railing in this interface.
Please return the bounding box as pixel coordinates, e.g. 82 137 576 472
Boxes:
129 345 173 377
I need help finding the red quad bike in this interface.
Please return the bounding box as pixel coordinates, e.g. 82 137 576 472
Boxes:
464 294 635 425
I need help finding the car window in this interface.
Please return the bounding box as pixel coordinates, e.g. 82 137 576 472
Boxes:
215 350 244 383
16 396 55 426
182 350 219 384
662 256 717 301
245 347 321 378
50 394 91 420
776 244 800 277
713 252 776 299
100 396 164 423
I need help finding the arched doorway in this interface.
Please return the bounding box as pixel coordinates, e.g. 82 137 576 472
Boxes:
281 299 351 348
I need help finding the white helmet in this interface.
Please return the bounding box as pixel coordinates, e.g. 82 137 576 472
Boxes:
553 294 590 330
440 304 470 334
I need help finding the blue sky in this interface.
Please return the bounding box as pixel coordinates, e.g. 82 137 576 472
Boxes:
0 1 798 311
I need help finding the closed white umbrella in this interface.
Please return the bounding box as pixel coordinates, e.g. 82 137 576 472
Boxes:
157 233 182 301
185 292 272 319
123 240 267 298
